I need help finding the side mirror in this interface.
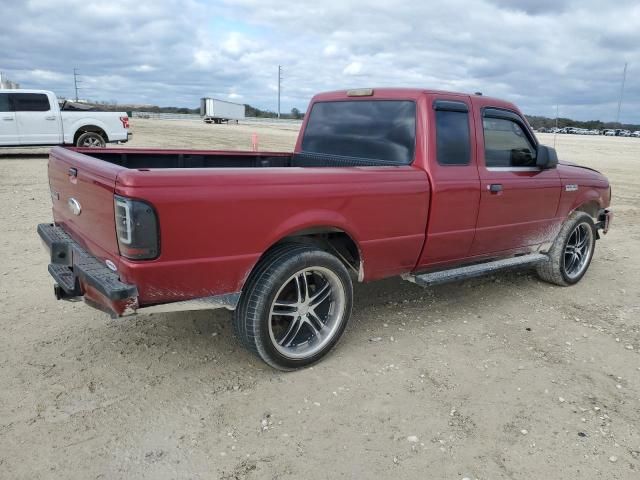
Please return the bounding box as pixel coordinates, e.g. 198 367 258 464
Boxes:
536 145 558 169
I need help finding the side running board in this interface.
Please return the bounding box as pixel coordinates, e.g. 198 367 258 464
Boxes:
404 253 548 287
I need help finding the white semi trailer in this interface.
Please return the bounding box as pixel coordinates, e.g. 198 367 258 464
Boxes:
200 98 245 124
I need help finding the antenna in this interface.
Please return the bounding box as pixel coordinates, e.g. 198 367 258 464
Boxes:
73 68 82 102
615 62 627 125
277 65 282 119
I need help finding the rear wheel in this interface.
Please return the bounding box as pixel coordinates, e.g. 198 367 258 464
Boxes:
537 211 596 286
233 244 353 370
76 131 106 148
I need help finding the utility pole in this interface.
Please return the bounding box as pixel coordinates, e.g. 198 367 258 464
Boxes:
73 68 82 102
277 65 282 119
615 62 627 125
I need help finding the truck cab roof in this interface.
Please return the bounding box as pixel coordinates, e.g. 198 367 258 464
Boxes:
310 87 519 112
0 88 55 95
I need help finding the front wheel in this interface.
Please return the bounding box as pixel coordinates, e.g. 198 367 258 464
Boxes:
233 244 353 370
537 211 596 286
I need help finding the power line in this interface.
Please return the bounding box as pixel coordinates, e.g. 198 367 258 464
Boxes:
615 62 627 124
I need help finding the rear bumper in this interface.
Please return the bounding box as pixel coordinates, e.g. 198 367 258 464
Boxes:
596 208 613 234
38 223 139 317
37 223 240 318
115 132 132 144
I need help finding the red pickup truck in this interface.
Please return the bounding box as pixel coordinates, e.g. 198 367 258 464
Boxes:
38 88 612 370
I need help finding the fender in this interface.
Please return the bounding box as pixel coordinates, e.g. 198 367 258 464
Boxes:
63 117 111 144
249 208 365 278
262 208 363 248
566 187 605 217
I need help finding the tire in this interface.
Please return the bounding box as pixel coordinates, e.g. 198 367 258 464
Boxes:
536 211 596 286
76 131 106 148
233 244 353 370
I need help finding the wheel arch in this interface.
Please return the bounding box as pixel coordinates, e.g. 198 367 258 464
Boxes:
572 199 601 220
241 222 364 297
270 226 363 279
73 123 109 144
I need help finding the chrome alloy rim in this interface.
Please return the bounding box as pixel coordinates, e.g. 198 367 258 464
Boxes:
268 267 346 359
82 136 103 147
563 223 593 279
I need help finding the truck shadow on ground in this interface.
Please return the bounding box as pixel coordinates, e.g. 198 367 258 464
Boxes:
0 147 51 159
0 151 50 158
90 269 542 373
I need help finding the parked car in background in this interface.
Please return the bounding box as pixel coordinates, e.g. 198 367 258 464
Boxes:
631 131 640 137
604 130 616 136
0 89 130 147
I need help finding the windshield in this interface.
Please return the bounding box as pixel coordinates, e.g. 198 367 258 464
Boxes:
301 100 416 164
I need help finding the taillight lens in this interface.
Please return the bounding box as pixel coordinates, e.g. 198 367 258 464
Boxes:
114 195 159 260
120 116 129 129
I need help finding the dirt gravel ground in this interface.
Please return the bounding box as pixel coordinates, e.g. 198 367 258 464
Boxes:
1 121 639 479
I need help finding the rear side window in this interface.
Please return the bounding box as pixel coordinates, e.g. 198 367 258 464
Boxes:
10 93 51 112
483 117 537 167
435 106 470 165
301 100 416 164
0 93 10 112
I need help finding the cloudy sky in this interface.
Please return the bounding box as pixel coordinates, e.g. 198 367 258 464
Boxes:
1 0 639 121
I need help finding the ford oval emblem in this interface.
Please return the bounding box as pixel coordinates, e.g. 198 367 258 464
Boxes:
105 259 118 271
68 198 82 216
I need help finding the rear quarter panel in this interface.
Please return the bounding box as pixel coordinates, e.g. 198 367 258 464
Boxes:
61 112 128 143
115 167 430 306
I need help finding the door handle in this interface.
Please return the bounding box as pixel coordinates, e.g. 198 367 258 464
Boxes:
489 183 503 193
45 116 56 120
2 117 13 121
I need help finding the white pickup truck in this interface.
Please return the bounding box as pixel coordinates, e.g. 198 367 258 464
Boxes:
0 89 130 147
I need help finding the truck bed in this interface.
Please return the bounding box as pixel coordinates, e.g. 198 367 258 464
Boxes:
48 145 430 311
73 148 294 169
72 148 406 169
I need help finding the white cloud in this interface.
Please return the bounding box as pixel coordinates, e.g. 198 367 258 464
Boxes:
133 65 156 73
343 61 363 76
221 32 255 56
0 0 639 121
29 69 66 82
323 44 340 57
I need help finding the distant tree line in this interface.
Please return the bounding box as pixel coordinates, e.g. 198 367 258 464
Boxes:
72 99 305 119
63 98 636 128
245 105 304 119
525 115 640 131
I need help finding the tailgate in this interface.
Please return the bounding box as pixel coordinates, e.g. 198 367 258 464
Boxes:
48 146 124 263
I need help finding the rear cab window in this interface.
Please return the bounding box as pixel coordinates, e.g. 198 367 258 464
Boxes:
434 100 471 166
10 93 51 112
301 100 416 164
0 93 11 112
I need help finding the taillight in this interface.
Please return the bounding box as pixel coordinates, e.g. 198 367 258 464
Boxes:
114 195 159 260
120 116 129 129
